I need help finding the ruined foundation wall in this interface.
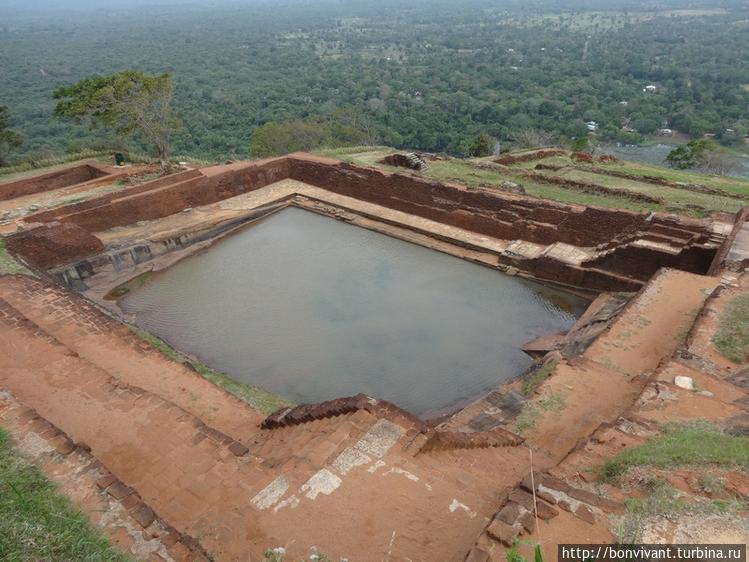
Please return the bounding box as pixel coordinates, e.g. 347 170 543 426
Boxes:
8 155 722 290
29 169 203 224
584 244 715 281
287 157 711 250
42 158 290 233
708 206 749 274
0 163 109 201
6 222 105 269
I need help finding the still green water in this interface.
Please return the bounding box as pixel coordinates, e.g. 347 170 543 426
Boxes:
121 208 587 417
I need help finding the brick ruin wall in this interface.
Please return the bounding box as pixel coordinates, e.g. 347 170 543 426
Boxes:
8 155 726 289
0 163 110 201
6 223 104 269
286 157 710 248
286 157 719 288
28 169 204 225
708 206 749 274
33 159 290 234
493 149 567 166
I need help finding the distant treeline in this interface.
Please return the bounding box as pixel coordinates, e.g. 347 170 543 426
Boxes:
1 0 748 161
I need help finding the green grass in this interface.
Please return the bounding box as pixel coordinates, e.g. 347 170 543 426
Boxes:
0 428 131 562
521 360 558 396
128 325 292 414
556 167 745 213
0 239 32 276
515 391 567 434
712 292 749 364
601 422 749 482
598 158 749 198
615 478 742 544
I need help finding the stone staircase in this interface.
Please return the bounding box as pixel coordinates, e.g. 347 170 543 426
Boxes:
261 393 425 431
260 393 525 460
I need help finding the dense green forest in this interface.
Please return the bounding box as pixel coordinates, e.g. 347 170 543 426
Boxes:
1 0 748 161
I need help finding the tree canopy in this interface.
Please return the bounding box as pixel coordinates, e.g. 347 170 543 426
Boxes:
53 71 179 162
249 107 377 157
0 106 23 166
1 1 748 162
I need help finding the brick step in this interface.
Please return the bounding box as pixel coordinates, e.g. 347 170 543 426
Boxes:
29 168 202 225
250 410 377 467
417 427 524 454
0 296 73 353
640 231 692 247
472 472 626 556
262 393 426 432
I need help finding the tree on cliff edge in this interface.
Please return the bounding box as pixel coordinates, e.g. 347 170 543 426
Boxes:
53 71 179 165
0 106 23 167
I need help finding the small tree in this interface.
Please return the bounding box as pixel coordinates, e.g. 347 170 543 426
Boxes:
515 129 556 149
248 120 332 158
700 147 742 176
667 139 741 175
0 106 23 166
467 132 495 157
53 71 179 165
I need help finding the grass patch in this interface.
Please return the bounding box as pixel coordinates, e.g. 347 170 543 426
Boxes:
712 292 749 363
538 392 566 412
615 479 741 544
515 404 539 434
0 239 32 276
521 359 558 396
0 428 131 562
515 391 567 434
127 325 292 414
601 421 749 482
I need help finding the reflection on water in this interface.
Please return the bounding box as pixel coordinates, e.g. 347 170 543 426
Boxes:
121 208 588 417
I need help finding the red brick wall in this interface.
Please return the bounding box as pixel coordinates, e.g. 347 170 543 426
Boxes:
6 223 105 269
288 157 653 247
0 163 109 201
47 159 290 233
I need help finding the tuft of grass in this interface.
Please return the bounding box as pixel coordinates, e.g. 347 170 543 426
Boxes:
515 391 567 434
127 325 292 414
0 239 32 276
515 404 539 434
601 421 749 482
0 428 131 562
521 359 558 396
538 392 566 412
616 478 744 544
616 482 685 544
712 292 749 364
696 473 725 495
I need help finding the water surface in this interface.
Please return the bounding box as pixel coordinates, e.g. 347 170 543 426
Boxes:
121 208 587 416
